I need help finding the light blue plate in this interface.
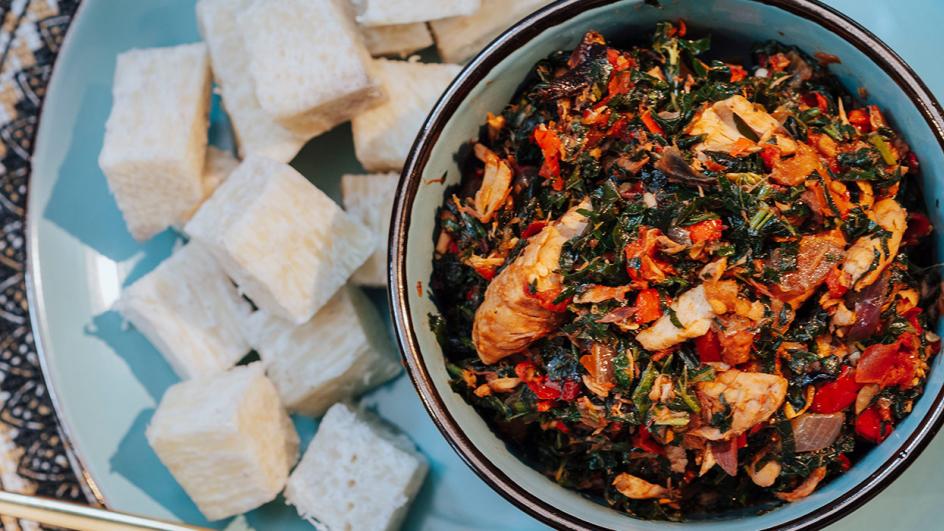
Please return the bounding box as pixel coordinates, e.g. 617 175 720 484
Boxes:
23 0 944 530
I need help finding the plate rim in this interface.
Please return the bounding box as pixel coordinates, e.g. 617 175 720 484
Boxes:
390 0 944 530
24 0 107 508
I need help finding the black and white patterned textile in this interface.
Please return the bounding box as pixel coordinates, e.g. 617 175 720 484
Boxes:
0 1 84 529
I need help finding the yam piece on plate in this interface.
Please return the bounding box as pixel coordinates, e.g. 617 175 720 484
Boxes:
179 146 239 224
353 0 480 27
362 23 433 57
98 43 211 241
341 173 399 286
115 242 252 379
351 59 461 171
284 403 427 531
238 0 385 137
246 285 400 416
430 0 552 63
184 155 374 325
146 362 299 521
196 0 307 162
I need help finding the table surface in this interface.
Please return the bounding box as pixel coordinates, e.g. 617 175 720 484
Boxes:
2 1 944 530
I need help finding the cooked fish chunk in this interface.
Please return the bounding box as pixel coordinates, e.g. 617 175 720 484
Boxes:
612 473 668 500
687 95 781 153
636 284 719 351
842 198 906 291
689 370 788 440
776 230 846 307
472 200 590 364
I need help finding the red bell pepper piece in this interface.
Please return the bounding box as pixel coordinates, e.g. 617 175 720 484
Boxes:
633 288 663 324
855 333 918 389
687 219 724 244
855 405 893 443
521 220 548 239
848 108 871 133
811 366 861 414
694 330 723 363
641 110 664 136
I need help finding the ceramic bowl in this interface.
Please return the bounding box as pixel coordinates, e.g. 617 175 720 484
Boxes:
390 0 944 529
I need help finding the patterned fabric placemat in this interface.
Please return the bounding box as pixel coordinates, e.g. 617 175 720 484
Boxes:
0 0 85 529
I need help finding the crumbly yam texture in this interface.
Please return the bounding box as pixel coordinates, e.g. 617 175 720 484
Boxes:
430 0 552 63
341 173 399 286
98 43 211 240
196 0 307 162
352 59 461 171
284 403 427 531
353 0 480 26
146 363 299 521
179 146 239 224
362 23 433 57
200 146 239 196
245 285 400 416
238 0 385 137
115 243 252 379
184 156 374 324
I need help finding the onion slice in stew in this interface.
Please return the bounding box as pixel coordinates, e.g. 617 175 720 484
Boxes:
791 412 844 453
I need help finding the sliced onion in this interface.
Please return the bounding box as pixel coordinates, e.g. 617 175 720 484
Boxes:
791 412 844 453
846 274 889 342
710 439 739 476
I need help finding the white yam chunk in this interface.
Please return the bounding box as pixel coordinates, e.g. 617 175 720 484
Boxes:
98 43 211 241
246 286 400 416
430 0 552 63
285 403 427 531
352 59 461 171
239 0 385 137
352 0 479 27
636 285 715 351
179 146 239 224
146 363 299 521
115 243 252 379
184 156 374 324
362 23 433 57
341 173 399 286
196 0 307 162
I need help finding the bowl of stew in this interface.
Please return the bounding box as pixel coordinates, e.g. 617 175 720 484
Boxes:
389 0 944 528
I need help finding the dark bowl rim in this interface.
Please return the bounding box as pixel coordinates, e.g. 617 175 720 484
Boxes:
388 1 944 529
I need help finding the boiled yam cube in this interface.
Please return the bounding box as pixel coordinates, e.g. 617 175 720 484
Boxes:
245 285 400 416
352 59 461 171
430 0 552 63
239 0 385 137
116 242 252 379
341 173 399 286
184 156 374 324
362 23 433 57
98 43 211 240
352 0 479 27
196 0 307 162
284 403 427 531
146 363 299 521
